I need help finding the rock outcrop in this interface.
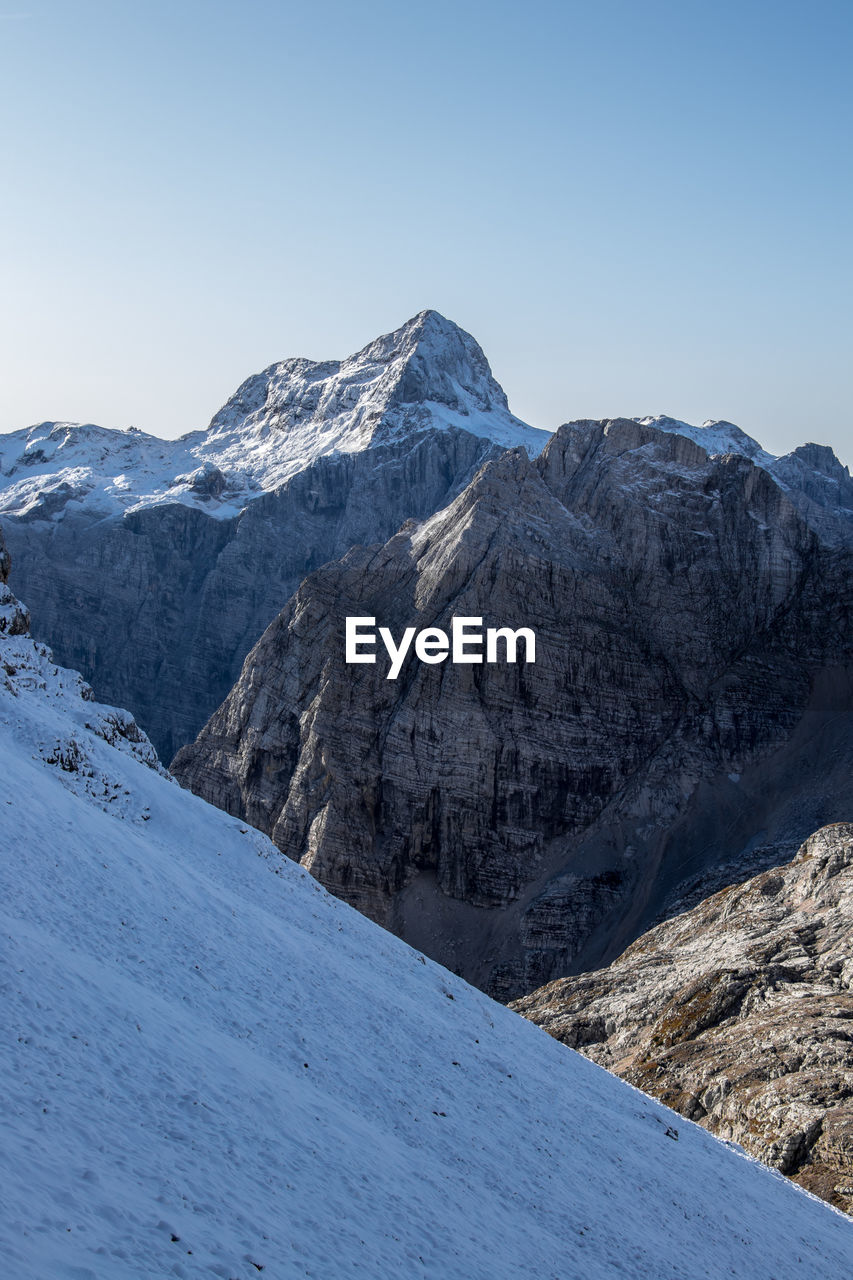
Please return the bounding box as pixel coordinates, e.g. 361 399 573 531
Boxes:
771 442 853 545
639 416 853 545
511 823 853 1215
0 524 29 637
173 418 853 997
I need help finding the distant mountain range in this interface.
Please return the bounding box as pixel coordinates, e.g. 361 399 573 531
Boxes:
2 312 851 764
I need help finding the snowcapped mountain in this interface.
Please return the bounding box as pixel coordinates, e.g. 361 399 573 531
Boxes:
0 311 549 524
2 544 853 1278
1 312 538 758
0 420 222 522
199 308 550 487
0 317 848 535
637 414 776 466
638 415 853 542
1 310 850 759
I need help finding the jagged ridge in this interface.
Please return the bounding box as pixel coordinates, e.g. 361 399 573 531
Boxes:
172 416 853 998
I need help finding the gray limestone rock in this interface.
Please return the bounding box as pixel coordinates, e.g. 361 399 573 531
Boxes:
0 520 164 775
771 443 853 545
2 428 497 760
173 419 853 997
0 524 9 584
511 822 853 1216
0 524 29 637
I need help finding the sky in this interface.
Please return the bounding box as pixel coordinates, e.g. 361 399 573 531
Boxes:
1 0 851 463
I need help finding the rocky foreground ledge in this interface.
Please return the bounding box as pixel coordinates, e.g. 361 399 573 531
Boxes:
512 823 853 1213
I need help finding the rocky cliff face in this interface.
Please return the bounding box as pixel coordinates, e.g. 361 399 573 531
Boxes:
511 823 853 1215
2 428 498 760
770 443 853 545
0 524 28 637
0 524 9 583
173 418 853 997
0 520 165 780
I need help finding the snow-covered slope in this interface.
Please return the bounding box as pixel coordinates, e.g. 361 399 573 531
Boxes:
637 414 777 466
0 312 549 523
2 581 853 1277
199 308 549 485
637 414 853 540
0 421 224 521
1 317 849 538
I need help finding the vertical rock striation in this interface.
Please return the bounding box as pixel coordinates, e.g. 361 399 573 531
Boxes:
173 418 853 996
2 428 499 760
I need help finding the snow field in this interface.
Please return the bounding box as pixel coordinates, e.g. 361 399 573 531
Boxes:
1 625 852 1278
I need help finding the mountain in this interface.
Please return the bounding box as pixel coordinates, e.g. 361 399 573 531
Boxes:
0 311 547 521
3 314 850 764
173 416 853 999
642 416 853 545
0 312 548 759
2 534 853 1278
511 823 853 1216
201 307 549 475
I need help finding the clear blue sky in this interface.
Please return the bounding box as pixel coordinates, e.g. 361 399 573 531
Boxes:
1 0 851 462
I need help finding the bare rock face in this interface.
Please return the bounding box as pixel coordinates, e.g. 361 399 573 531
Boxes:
173 419 853 997
771 443 853 545
2 428 498 760
0 524 29 637
0 520 164 777
0 524 9 582
511 823 853 1215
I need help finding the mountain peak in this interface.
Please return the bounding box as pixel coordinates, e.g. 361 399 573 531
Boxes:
350 310 510 417
201 312 549 483
0 314 549 533
372 307 473 345
403 306 460 336
788 441 850 479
